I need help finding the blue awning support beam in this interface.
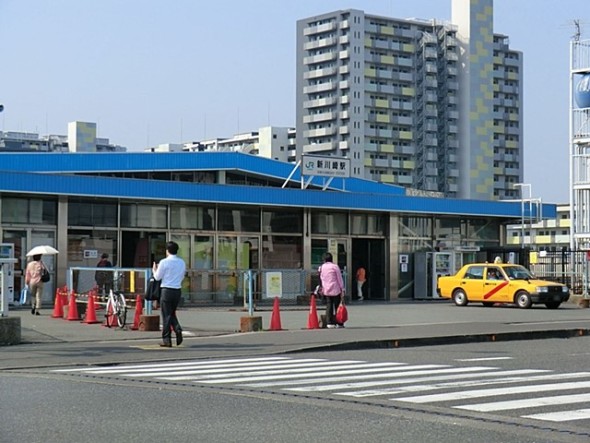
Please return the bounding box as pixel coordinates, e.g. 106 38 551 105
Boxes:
282 160 301 189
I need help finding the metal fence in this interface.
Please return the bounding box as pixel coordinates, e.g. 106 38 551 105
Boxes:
67 267 345 307
185 269 330 307
527 250 590 296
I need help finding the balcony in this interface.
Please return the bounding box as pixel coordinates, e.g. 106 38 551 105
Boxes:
303 141 335 152
303 52 337 65
304 37 337 51
304 127 336 138
303 111 336 124
304 97 337 108
303 22 336 36
303 82 336 94
304 67 337 80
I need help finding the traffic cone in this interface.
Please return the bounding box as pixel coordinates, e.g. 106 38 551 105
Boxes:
307 294 320 329
268 297 282 331
51 287 65 318
67 291 80 321
130 295 143 330
83 293 100 324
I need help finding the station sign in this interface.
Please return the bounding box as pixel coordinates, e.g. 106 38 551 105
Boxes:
302 155 350 178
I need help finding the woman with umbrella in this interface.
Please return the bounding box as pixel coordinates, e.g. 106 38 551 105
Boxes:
25 245 57 315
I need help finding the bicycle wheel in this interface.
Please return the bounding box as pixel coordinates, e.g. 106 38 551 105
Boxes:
115 293 127 328
105 298 115 328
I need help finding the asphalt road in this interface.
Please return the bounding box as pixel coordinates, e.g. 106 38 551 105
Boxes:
3 301 590 442
4 338 590 443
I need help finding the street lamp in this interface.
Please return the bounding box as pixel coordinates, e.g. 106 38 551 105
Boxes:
513 183 532 248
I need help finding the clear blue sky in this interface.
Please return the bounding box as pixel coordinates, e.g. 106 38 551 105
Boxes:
1 0 587 203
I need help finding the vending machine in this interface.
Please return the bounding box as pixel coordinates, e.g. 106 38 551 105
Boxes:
413 251 456 299
0 243 16 317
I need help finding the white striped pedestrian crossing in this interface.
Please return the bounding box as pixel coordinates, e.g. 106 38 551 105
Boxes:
53 357 590 424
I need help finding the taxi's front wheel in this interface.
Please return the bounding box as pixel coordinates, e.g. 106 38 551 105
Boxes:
452 289 468 306
515 291 532 309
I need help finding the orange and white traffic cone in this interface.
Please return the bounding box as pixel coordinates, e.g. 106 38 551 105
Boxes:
66 291 80 321
268 297 282 331
307 294 320 329
83 293 100 324
130 295 143 331
51 287 65 318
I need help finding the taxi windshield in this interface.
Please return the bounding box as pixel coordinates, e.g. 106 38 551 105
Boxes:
503 265 534 280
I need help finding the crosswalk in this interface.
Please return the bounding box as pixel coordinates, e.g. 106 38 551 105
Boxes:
53 356 590 423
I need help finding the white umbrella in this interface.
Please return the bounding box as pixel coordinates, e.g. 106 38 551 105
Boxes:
26 245 59 257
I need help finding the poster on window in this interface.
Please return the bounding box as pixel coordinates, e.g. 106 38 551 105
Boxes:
265 272 283 298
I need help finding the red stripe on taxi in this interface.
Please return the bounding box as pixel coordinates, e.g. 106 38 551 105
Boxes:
483 280 509 299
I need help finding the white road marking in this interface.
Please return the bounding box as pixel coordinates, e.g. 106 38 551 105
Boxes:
52 356 290 372
188 364 449 384
455 357 513 362
395 380 590 403
455 393 590 412
286 367 497 392
338 370 585 398
523 408 590 422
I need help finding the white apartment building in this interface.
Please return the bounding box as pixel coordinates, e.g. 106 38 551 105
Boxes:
183 126 297 163
296 0 523 199
0 121 126 153
506 204 571 251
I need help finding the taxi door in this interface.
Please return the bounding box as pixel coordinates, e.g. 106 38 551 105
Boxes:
460 265 485 301
482 266 511 303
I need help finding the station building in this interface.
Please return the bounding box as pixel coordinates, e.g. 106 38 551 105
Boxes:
0 151 552 305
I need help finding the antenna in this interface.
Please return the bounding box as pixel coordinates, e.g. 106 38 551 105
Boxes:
562 19 588 41
574 19 581 41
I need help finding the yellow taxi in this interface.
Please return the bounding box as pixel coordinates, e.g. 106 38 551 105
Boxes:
436 261 570 309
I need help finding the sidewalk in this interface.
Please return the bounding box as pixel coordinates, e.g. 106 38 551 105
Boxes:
5 298 590 350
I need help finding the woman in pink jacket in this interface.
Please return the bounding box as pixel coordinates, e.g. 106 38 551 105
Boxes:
25 254 45 315
318 252 345 328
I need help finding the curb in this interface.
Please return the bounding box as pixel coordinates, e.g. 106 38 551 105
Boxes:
286 328 590 353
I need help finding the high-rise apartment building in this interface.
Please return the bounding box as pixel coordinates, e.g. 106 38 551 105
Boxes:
296 0 522 199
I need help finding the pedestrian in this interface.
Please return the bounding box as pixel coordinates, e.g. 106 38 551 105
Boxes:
356 265 366 301
152 241 186 347
25 254 46 315
318 252 345 328
95 253 113 296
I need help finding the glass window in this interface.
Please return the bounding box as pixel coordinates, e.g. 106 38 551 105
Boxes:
217 236 237 269
262 236 302 269
170 234 191 266
120 203 167 228
351 213 385 235
218 208 260 232
171 205 214 230
464 218 501 243
1 197 57 225
67 229 117 266
193 236 214 270
68 199 117 227
311 211 347 235
400 216 432 238
262 209 302 233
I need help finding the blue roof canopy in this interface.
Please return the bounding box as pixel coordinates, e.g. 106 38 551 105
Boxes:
0 151 555 219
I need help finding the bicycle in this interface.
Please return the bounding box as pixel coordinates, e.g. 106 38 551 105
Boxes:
105 289 127 328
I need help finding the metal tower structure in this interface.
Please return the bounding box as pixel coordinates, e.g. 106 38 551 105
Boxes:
570 38 590 251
